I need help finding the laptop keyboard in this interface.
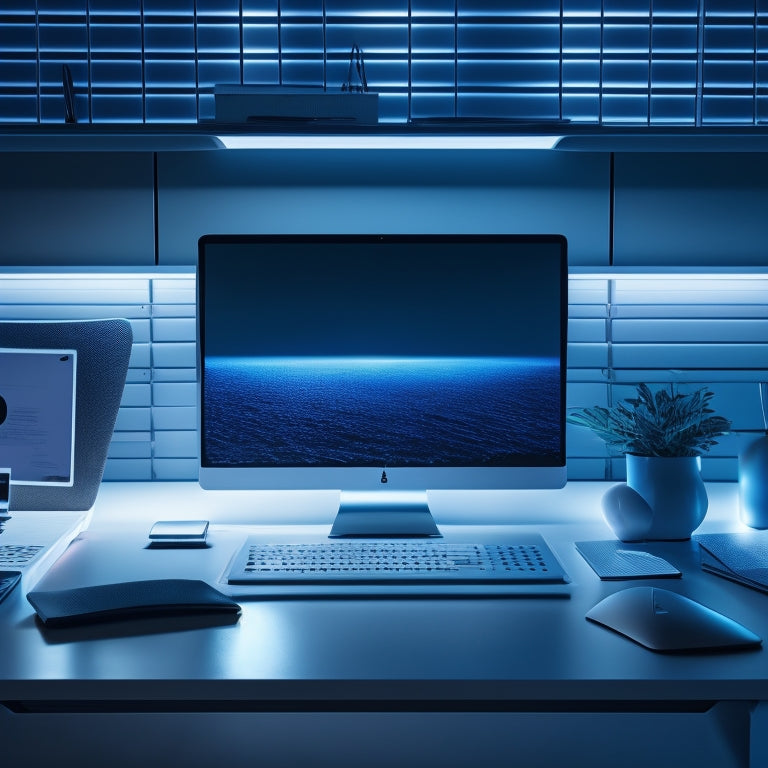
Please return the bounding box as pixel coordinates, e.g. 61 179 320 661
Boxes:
0 544 45 569
227 535 568 585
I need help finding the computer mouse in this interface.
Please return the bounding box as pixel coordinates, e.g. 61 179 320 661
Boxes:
586 586 762 653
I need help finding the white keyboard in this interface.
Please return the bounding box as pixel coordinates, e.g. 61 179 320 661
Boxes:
227 535 568 585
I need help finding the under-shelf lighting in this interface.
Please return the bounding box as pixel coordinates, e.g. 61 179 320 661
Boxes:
0 267 195 281
568 267 768 281
3 268 766 284
216 135 563 150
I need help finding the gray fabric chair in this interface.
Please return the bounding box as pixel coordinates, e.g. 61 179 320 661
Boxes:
0 319 133 510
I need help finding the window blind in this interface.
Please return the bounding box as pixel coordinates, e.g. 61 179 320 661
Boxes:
568 274 768 482
1 1 766 125
1 269 765 482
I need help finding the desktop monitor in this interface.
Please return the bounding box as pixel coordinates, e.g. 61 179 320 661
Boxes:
198 234 567 537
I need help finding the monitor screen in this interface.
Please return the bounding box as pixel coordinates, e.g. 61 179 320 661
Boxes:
198 234 567 536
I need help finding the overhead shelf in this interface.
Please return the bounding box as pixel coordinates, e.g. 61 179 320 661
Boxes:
2 125 768 153
0 128 224 152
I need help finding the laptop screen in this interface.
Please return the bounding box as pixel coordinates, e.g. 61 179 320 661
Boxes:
0 349 76 486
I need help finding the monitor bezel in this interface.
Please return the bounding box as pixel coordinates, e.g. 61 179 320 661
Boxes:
197 233 568 495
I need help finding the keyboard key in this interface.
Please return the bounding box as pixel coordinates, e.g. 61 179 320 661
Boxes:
0 544 45 569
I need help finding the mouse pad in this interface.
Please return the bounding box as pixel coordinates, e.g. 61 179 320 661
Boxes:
27 579 241 628
586 587 762 653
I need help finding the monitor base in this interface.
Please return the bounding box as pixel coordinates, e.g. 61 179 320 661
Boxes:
328 492 442 538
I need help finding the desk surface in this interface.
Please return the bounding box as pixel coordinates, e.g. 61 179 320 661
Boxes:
1 481 767 708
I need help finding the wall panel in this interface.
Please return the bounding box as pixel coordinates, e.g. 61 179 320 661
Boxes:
0 152 156 266
156 148 610 266
613 153 768 266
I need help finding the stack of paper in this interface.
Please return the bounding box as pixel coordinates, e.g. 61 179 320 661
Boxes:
697 532 768 594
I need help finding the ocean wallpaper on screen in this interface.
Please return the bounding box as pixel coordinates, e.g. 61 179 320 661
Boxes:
203 357 561 467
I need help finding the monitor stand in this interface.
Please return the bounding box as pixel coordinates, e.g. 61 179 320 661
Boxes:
328 491 442 538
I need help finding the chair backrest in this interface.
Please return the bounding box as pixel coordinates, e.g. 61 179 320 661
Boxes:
0 319 133 511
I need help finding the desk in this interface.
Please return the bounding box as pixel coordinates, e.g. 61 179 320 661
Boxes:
1 482 767 768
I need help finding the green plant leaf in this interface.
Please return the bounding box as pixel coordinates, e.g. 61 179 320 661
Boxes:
567 384 731 457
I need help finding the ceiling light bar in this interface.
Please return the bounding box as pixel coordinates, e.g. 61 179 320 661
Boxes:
216 135 562 150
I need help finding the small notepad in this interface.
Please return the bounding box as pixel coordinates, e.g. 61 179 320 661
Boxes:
576 540 682 580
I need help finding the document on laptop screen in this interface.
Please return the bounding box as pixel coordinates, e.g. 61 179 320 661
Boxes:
0 349 76 486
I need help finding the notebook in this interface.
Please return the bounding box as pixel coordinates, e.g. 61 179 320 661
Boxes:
27 579 241 628
576 540 681 580
697 532 768 594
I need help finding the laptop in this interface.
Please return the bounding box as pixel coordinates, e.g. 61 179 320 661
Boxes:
0 507 92 589
0 320 133 588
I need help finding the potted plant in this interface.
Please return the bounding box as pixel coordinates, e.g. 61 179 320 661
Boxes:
568 384 731 541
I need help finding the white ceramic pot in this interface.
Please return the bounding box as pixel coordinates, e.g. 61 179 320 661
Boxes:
601 454 708 541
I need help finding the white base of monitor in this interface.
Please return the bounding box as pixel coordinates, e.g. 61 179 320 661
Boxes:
328 491 442 538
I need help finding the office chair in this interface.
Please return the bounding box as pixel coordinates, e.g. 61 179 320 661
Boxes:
0 319 133 510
